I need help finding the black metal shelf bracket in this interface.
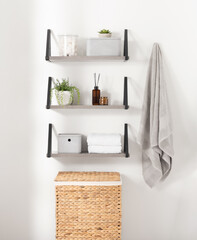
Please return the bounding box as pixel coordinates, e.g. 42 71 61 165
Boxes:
47 123 52 158
46 29 51 61
124 29 129 61
46 77 52 109
124 123 129 158
123 77 129 109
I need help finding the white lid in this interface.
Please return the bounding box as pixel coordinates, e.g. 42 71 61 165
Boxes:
55 178 122 186
87 38 121 40
58 134 82 137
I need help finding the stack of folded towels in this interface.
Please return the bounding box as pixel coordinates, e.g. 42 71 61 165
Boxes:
87 133 122 153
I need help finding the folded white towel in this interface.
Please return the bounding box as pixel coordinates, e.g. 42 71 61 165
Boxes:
87 134 121 146
88 145 122 154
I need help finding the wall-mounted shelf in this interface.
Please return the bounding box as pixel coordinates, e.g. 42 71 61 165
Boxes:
48 56 126 62
51 153 126 158
45 29 129 62
50 105 126 110
46 76 129 110
47 123 129 158
45 28 130 160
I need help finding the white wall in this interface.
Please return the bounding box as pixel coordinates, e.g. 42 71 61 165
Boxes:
0 0 197 239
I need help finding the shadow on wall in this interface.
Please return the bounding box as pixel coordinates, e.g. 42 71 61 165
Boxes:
121 174 147 240
0 1 36 239
159 56 197 188
128 29 150 63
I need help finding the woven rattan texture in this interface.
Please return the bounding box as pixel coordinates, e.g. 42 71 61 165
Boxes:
56 185 121 239
55 172 121 239
55 172 120 182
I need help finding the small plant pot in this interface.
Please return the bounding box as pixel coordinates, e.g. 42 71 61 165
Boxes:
55 91 72 105
98 33 112 38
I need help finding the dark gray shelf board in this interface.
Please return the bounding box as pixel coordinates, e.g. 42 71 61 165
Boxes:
50 105 127 110
51 152 125 158
49 56 126 62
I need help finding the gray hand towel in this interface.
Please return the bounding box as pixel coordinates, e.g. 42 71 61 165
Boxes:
138 43 174 188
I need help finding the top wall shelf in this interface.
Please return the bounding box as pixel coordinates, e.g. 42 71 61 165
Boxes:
45 29 129 62
48 56 126 62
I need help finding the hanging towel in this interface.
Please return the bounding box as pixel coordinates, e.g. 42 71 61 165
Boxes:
87 134 121 146
138 43 174 188
88 145 122 154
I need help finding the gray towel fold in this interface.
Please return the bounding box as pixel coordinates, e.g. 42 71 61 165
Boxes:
138 43 174 188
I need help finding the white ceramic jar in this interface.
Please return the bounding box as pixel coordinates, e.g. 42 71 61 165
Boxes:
55 91 72 105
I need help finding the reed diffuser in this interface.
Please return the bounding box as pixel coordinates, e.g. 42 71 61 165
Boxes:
92 73 100 105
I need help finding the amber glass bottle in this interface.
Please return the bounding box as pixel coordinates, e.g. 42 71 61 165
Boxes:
92 86 100 105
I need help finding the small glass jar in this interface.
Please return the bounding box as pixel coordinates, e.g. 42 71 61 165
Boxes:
99 97 108 105
58 35 78 56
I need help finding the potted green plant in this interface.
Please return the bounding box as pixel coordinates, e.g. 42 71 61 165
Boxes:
98 29 112 38
52 78 80 105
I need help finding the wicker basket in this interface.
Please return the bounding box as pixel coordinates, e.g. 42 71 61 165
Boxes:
55 172 122 240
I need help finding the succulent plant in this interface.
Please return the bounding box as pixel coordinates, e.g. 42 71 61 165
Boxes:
98 29 111 34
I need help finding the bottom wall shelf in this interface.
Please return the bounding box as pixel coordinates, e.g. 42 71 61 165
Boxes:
47 123 129 158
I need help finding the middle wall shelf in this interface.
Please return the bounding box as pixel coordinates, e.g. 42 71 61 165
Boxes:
50 105 126 110
46 76 129 110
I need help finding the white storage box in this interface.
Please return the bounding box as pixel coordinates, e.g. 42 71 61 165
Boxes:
58 134 82 153
86 38 121 56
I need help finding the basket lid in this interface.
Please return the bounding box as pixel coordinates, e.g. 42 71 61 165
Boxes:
55 171 120 182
